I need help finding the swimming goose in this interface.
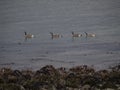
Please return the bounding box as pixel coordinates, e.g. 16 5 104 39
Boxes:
71 31 82 37
50 32 62 39
84 32 96 37
24 32 34 38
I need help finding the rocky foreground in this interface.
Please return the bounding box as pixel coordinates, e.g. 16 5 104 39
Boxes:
0 64 120 90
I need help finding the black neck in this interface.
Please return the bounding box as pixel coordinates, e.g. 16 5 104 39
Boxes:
24 32 27 35
72 32 74 35
50 32 53 35
84 32 87 35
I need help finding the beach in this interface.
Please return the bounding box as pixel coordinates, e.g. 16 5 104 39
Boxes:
0 64 120 90
0 1 120 89
0 0 120 76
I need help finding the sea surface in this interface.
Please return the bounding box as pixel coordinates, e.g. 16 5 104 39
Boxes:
0 0 120 70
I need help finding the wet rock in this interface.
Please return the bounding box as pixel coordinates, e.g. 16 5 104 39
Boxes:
81 84 91 90
13 70 23 77
101 82 117 90
0 83 23 90
0 64 120 90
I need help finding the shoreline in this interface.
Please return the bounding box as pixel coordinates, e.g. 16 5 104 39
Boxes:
0 64 120 90
0 60 119 71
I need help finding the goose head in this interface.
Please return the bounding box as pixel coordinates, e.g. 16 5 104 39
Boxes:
72 31 82 37
24 32 34 38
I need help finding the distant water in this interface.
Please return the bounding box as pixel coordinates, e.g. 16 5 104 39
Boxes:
0 0 120 70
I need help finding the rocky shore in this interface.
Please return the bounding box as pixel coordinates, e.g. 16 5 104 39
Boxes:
0 64 120 90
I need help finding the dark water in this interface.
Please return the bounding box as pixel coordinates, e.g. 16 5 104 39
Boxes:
0 0 120 70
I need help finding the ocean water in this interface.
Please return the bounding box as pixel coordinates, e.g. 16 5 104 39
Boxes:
0 0 120 70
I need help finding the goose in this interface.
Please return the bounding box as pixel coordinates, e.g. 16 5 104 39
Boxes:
84 32 96 37
24 32 34 38
50 32 62 39
71 31 82 37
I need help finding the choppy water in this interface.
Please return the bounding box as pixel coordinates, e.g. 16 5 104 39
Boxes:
0 0 120 70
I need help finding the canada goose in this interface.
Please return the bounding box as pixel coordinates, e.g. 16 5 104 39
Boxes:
50 32 62 39
71 31 82 37
24 32 34 38
84 32 96 37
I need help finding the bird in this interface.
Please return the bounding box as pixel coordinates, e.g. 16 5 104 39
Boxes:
71 31 82 37
50 32 62 39
84 32 96 37
24 32 34 39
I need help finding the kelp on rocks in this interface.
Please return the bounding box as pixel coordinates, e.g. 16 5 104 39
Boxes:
0 64 120 90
